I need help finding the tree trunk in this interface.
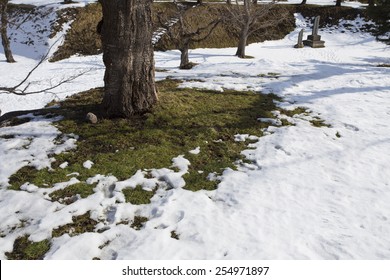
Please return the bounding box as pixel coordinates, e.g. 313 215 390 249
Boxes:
100 0 157 118
335 0 342 7
235 0 250 58
179 42 190 69
0 0 16 63
300 0 307 4
235 31 248 58
227 0 231 4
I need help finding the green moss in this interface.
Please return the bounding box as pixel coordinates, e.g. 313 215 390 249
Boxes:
50 182 96 204
130 216 149 230
8 79 286 196
280 107 309 117
52 212 98 238
5 236 50 260
310 117 331 128
123 186 156 205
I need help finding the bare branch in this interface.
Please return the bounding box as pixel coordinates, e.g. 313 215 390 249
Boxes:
0 35 93 95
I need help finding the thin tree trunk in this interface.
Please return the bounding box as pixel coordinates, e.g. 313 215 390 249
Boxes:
335 0 342 7
300 0 307 4
0 0 16 63
100 0 157 118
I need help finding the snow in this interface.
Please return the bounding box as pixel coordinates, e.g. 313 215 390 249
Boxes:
189 146 201 155
1 0 390 260
83 160 94 169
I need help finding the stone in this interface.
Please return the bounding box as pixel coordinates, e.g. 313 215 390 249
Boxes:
294 29 305 48
303 16 325 48
86 112 98 124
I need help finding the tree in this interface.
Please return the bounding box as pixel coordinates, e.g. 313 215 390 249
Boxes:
335 0 342 7
225 1 288 58
158 3 220 69
99 0 157 118
0 0 15 63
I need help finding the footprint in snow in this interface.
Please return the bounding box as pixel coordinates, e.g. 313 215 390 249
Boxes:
343 123 359 131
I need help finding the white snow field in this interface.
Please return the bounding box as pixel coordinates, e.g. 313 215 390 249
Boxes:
0 1 390 259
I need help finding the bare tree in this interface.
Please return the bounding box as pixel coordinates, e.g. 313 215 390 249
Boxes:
0 38 92 95
158 4 220 69
225 0 288 58
0 0 15 63
99 0 157 118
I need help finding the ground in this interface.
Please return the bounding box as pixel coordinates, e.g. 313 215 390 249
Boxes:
0 0 389 260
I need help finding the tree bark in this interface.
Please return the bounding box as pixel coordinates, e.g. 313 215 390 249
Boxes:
300 0 307 4
0 0 16 63
179 41 190 69
235 0 250 58
235 29 248 58
99 0 157 118
335 0 342 7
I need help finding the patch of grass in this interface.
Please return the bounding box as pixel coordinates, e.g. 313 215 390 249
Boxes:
2 116 32 127
9 166 40 190
9 79 287 195
130 216 149 230
49 182 96 204
0 134 15 139
52 212 98 238
310 117 331 128
171 230 179 240
280 106 309 117
123 186 156 205
5 236 50 260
